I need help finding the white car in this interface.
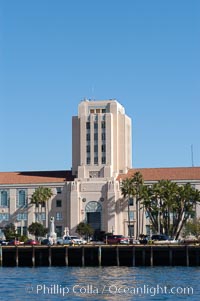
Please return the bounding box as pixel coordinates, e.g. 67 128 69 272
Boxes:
57 236 87 245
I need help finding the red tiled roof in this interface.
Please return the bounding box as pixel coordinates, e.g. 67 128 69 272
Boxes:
0 170 74 185
1 167 200 185
118 167 200 182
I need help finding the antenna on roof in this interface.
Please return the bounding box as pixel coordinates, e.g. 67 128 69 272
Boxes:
191 144 194 167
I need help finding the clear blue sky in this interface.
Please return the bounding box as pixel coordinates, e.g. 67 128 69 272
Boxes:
1 0 200 172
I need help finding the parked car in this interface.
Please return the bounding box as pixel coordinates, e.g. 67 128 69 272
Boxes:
8 239 22 246
104 235 129 244
151 234 169 241
41 238 51 245
57 236 87 245
24 239 40 246
0 240 9 246
151 234 178 244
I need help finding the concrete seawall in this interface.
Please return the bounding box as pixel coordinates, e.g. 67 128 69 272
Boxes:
0 245 199 267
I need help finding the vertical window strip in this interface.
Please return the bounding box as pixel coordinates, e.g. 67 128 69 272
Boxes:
17 189 27 207
0 190 9 207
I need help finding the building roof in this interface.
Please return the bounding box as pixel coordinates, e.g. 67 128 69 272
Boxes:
1 167 200 185
0 170 74 185
118 167 200 182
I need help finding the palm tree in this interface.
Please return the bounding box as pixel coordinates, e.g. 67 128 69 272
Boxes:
142 180 200 239
132 172 144 239
121 178 135 238
31 187 53 227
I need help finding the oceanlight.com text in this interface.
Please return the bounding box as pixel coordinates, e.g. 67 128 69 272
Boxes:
26 283 194 297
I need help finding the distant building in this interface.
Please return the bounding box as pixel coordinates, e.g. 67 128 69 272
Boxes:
0 99 200 239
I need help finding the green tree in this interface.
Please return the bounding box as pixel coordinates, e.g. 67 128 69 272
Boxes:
31 186 53 226
3 223 16 240
183 218 200 239
120 177 135 238
28 222 48 239
76 222 94 240
132 172 145 239
121 172 145 239
142 181 200 239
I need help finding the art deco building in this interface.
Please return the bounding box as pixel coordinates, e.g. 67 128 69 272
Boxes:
0 99 200 239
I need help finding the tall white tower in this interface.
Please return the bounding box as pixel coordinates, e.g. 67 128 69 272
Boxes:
72 99 132 179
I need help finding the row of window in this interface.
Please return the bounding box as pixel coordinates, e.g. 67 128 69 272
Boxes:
86 145 106 153
86 133 106 141
0 186 62 201
0 212 63 222
86 121 106 130
89 108 107 114
35 212 62 221
86 157 106 165
0 189 62 208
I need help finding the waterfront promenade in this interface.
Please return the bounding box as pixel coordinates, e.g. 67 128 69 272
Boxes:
0 244 200 267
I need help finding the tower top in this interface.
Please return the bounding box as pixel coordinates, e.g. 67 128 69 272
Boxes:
72 99 132 178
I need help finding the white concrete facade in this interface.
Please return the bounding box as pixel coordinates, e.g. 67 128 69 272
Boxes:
72 99 132 178
70 99 133 236
0 99 200 240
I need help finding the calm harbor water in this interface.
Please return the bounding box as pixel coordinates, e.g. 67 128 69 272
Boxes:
0 266 199 301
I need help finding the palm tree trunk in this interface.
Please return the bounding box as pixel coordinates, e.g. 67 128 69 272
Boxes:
141 205 144 234
136 198 139 239
128 196 131 238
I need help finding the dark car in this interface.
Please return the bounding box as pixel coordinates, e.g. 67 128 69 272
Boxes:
151 234 169 241
104 235 129 244
24 239 39 246
41 239 50 245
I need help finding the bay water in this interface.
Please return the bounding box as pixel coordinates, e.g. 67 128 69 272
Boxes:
0 266 199 301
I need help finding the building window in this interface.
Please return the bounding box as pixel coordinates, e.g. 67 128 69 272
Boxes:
94 122 98 130
0 213 9 221
146 225 150 236
17 213 28 221
94 157 98 164
129 211 134 221
56 200 62 207
56 212 62 221
102 133 106 141
102 156 106 164
35 213 46 222
87 157 91 164
0 190 9 207
128 225 134 237
94 145 98 152
17 226 27 236
90 109 95 114
101 145 106 152
86 122 90 129
17 190 27 207
129 198 134 206
102 109 106 113
56 187 62 194
101 121 106 129
17 227 21 235
56 226 62 237
86 133 90 141
86 145 90 153
94 133 98 140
